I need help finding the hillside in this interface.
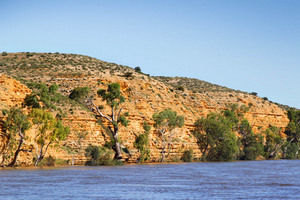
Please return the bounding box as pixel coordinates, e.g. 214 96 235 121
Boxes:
0 52 290 165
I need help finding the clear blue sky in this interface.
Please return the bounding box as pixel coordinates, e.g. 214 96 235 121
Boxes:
1 0 299 108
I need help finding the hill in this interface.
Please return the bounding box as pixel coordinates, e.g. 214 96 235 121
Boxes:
0 52 290 165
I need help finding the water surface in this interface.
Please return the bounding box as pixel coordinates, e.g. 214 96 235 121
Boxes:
1 160 299 199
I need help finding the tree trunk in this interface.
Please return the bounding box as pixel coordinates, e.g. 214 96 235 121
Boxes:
113 126 122 159
160 145 165 162
8 132 23 167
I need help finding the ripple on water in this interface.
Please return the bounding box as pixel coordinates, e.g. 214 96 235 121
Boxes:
0 160 300 200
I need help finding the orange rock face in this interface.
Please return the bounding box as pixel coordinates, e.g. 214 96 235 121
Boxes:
0 53 290 165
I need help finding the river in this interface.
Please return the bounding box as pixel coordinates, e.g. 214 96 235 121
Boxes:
0 160 299 200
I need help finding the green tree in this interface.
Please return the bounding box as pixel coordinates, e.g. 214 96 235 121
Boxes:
263 126 285 159
87 83 128 160
192 113 238 161
153 109 184 162
1 107 31 167
238 119 264 160
282 109 300 159
134 121 151 163
30 109 69 166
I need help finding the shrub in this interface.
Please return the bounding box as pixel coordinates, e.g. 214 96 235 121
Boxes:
181 149 193 162
85 145 123 166
250 92 258 96
123 72 133 78
24 94 40 108
262 97 268 101
2 51 8 56
55 158 68 165
37 155 56 166
69 87 90 103
134 66 141 72
134 122 151 162
177 86 184 91
49 83 59 93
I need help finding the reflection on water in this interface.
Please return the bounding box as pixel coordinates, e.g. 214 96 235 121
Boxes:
1 160 300 200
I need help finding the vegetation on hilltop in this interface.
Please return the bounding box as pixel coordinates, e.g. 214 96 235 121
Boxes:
153 76 242 94
0 52 135 81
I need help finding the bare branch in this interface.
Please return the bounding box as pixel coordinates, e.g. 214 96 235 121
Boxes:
20 149 32 152
87 99 113 123
117 107 123 120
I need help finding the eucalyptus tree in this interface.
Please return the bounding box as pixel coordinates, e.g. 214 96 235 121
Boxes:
153 109 184 162
86 83 128 160
1 107 31 167
192 113 238 161
30 108 69 166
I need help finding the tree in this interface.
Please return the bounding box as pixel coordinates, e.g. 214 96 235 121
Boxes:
30 109 69 166
238 119 264 160
1 107 31 167
86 83 128 160
153 109 184 162
192 113 238 161
263 126 285 159
134 121 151 163
282 109 300 159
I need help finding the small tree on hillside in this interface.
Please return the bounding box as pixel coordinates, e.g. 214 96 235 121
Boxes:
153 109 184 162
1 107 31 167
30 108 69 166
86 83 128 160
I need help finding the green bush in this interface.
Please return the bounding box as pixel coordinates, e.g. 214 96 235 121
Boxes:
69 87 90 103
134 67 141 72
85 145 123 166
177 86 184 91
134 122 151 162
2 51 8 56
37 155 56 166
49 83 59 93
123 72 133 78
24 94 40 108
181 149 193 162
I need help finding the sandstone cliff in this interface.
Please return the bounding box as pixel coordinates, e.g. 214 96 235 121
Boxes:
0 53 290 165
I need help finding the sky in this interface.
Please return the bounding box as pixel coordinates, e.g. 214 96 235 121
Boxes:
0 0 299 108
